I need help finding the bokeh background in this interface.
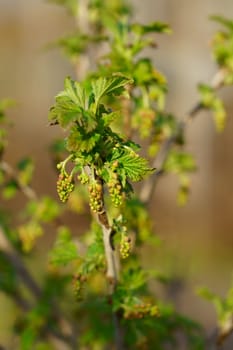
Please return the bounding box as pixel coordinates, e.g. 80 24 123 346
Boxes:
1 0 233 348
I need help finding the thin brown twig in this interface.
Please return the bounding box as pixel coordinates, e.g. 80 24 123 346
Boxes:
86 171 119 284
216 320 233 348
139 68 227 205
0 226 42 298
0 160 37 200
204 325 233 350
97 200 125 350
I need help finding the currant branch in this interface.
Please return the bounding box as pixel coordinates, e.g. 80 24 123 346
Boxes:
139 68 228 205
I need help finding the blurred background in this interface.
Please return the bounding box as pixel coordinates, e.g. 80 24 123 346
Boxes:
1 0 233 348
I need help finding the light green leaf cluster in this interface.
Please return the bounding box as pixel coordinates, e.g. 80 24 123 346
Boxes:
49 75 132 126
55 33 107 61
2 179 18 199
123 198 157 244
198 283 233 336
26 196 61 222
91 75 133 110
50 0 131 62
198 84 226 132
50 226 78 266
164 150 196 174
113 147 154 182
17 157 34 186
0 158 35 200
16 197 61 251
18 221 43 252
211 15 233 83
50 75 154 205
164 150 196 205
131 21 171 35
76 222 105 275
98 19 169 138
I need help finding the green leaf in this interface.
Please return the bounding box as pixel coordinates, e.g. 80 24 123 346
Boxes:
198 84 226 132
17 157 34 186
50 227 78 266
26 197 61 222
197 281 233 330
116 148 155 182
131 22 171 35
123 197 155 243
197 287 223 317
121 266 147 291
212 98 226 132
177 174 190 206
63 77 87 109
55 33 89 58
54 32 108 60
49 96 82 127
102 111 120 127
18 221 43 252
50 138 66 163
2 180 18 199
198 84 215 106
20 328 36 350
66 127 101 152
164 151 196 174
210 15 233 32
92 75 133 108
49 77 87 127
134 59 154 85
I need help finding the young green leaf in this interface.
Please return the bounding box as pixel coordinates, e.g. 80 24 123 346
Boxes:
50 227 78 266
164 151 196 174
210 15 233 32
63 77 87 109
2 179 18 199
117 149 155 182
91 75 133 109
49 77 88 127
131 22 171 35
198 84 226 132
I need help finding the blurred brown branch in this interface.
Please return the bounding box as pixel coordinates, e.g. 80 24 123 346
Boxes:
0 158 79 348
0 160 37 200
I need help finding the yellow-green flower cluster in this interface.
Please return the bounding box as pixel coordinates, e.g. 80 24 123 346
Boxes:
88 180 103 213
57 172 74 202
120 234 131 259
